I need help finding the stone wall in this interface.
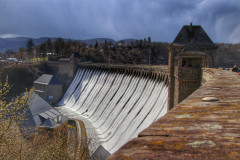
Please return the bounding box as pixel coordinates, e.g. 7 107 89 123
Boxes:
172 68 215 107
202 68 216 84
34 83 48 101
58 60 75 77
45 61 76 93
34 82 63 105
175 67 202 81
48 84 63 104
45 61 58 74
174 67 202 104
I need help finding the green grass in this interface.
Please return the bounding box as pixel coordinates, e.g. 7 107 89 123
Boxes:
67 124 75 128
25 56 48 62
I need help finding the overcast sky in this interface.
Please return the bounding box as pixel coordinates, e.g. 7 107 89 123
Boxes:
0 0 240 43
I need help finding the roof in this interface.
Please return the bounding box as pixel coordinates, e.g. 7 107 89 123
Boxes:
40 118 56 128
172 23 215 49
22 92 67 129
70 52 80 59
28 92 52 116
34 74 62 85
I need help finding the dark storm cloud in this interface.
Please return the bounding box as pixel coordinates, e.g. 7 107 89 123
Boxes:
192 0 240 43
0 0 239 43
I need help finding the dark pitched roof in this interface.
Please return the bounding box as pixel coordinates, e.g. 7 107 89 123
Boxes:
34 74 62 85
22 92 67 129
70 52 80 59
28 92 52 116
172 23 215 49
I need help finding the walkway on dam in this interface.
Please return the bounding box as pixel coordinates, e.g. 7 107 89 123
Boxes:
109 69 240 160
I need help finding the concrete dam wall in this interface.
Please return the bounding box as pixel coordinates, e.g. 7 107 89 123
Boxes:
57 67 168 156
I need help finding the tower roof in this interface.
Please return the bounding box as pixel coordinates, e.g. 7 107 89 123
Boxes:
172 23 215 49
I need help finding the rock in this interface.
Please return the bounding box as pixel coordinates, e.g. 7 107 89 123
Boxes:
202 97 219 102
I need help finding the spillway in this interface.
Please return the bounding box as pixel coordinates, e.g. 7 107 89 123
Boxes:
58 67 168 156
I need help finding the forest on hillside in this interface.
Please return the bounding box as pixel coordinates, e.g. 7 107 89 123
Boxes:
1 37 240 68
214 43 240 68
0 37 168 65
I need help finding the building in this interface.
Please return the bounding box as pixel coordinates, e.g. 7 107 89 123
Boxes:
21 92 67 132
34 74 63 104
168 23 217 109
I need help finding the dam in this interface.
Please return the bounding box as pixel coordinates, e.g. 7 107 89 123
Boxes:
57 66 169 156
48 23 240 159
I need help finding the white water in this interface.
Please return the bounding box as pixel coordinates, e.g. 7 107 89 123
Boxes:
58 68 168 154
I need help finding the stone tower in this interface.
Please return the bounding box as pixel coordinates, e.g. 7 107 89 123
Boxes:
168 23 216 110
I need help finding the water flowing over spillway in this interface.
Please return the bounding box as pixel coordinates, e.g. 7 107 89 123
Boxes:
58 67 168 154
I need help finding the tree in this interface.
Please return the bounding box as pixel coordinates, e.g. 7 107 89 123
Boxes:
135 40 139 48
130 41 135 48
102 40 108 51
147 36 152 65
4 49 15 58
80 42 87 54
0 80 90 159
39 43 47 60
0 79 32 159
147 36 151 46
26 39 35 59
65 39 73 57
144 38 147 47
54 38 65 57
94 41 98 48
139 39 143 48
18 47 26 60
46 38 53 54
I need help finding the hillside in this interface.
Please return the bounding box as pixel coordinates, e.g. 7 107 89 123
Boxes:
0 37 116 52
0 63 48 97
214 43 240 68
1 37 240 68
